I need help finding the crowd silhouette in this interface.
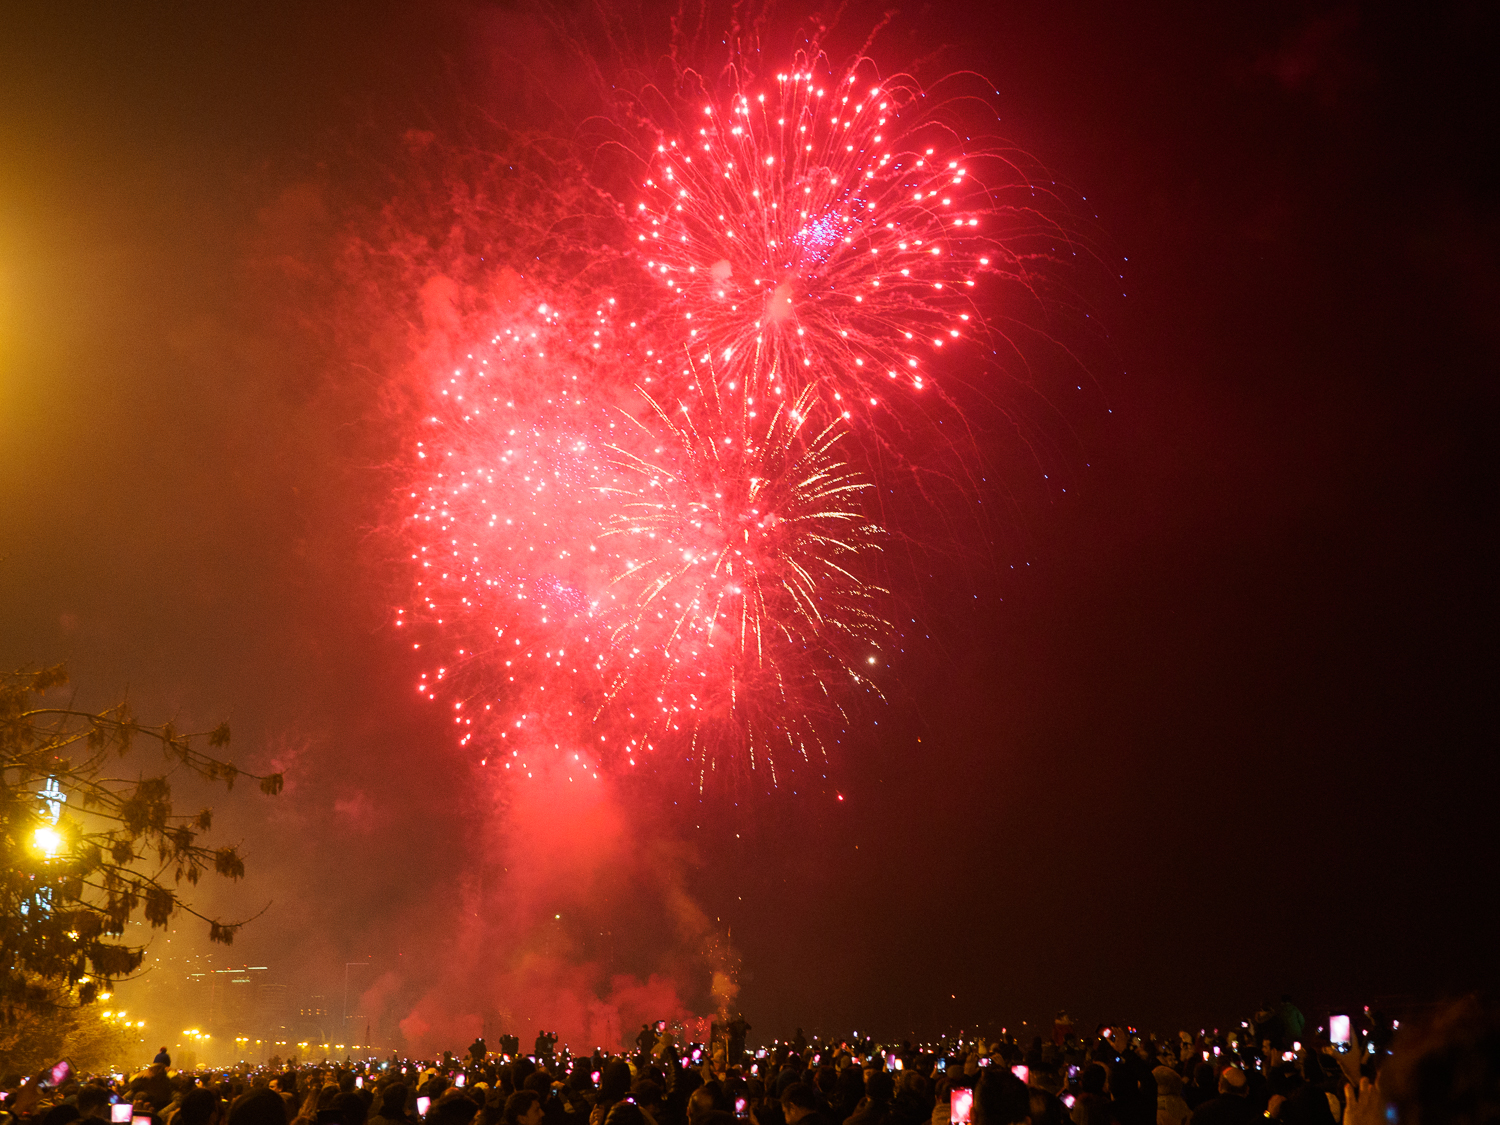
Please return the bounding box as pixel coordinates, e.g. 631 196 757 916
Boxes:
3 997 1495 1125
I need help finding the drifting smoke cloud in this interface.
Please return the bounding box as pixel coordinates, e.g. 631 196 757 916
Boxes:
316 109 742 1055
361 754 727 1054
231 1 1097 1053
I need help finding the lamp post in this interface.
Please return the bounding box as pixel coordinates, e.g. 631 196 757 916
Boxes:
343 962 370 1048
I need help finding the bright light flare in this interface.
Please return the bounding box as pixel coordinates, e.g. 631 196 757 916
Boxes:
32 825 62 857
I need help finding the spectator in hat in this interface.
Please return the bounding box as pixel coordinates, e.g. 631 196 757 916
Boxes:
1153 1069 1190 1125
1189 1068 1255 1125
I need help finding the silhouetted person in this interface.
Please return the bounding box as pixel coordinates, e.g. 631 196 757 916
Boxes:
231 1089 292 1125
1380 997 1500 1125
1071 1065 1115 1125
1184 1065 1217 1112
504 1093 544 1125
975 1071 1033 1125
1153 1069 1191 1125
369 1083 415 1125
846 1071 895 1125
1189 1068 1256 1125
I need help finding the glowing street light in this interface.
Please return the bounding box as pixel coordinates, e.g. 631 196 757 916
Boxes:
33 825 63 857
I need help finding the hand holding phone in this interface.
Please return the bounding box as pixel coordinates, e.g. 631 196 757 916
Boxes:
1329 1016 1351 1051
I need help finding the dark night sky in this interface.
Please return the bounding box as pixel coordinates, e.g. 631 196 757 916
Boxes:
1 0 1497 1046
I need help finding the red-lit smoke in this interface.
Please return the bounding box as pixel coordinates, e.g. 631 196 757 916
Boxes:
332 22 1082 1052
394 44 1069 790
369 750 721 1055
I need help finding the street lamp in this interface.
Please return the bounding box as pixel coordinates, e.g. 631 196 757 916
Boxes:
33 825 63 857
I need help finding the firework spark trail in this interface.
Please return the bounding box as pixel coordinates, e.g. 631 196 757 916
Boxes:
599 375 887 788
400 299 627 770
400 288 887 787
393 34 1081 790
620 53 1068 432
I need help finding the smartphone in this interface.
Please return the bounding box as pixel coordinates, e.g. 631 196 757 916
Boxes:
735 1098 748 1118
417 1097 431 1116
356 1078 364 1090
886 1053 898 1070
1011 1066 1029 1084
978 1058 990 1068
455 1075 466 1088
757 1049 767 1059
133 1117 152 1125
893 1059 903 1072
951 1089 973 1125
1281 1052 1295 1063
592 1073 601 1084
43 1060 73 1088
1066 1066 1079 1080
112 1106 134 1123
1061 1096 1076 1110
935 1059 947 1073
